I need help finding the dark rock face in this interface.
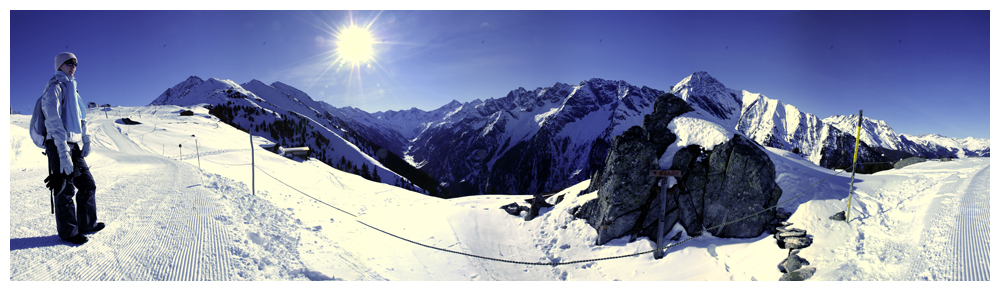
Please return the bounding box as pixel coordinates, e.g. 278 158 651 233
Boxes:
783 236 814 249
816 126 892 174
894 156 928 169
576 92 783 244
403 79 668 196
779 266 816 281
576 93 692 245
500 203 528 216
577 126 663 244
779 251 811 273
671 135 783 238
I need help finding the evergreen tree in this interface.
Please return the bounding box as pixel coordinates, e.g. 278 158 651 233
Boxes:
361 163 371 180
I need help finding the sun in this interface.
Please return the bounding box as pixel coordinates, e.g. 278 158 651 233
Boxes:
336 25 375 66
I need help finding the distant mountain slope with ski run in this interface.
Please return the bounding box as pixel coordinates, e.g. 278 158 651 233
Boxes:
150 76 435 195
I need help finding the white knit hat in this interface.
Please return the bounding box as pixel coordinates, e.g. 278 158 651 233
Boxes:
54 52 77 71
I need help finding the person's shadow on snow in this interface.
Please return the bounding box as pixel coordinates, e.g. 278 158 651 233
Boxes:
10 235 72 250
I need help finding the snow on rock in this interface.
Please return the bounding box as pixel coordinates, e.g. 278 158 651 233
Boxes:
823 114 904 151
659 112 739 169
669 71 743 129
899 133 990 158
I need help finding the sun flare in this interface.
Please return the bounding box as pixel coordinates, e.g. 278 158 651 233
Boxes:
336 25 375 66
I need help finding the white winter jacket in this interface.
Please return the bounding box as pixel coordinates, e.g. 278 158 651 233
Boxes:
40 72 87 155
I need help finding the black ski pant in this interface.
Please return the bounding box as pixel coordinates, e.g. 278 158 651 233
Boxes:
45 139 98 240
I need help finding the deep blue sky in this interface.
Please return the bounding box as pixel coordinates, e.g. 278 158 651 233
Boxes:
7 10 991 139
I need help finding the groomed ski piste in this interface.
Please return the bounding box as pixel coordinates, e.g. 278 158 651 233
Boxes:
8 105 991 282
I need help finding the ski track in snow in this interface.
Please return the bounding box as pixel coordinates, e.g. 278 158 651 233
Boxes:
835 159 991 282
953 165 990 280
10 119 308 280
902 163 990 281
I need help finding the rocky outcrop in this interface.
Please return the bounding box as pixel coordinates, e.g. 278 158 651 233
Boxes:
500 203 529 216
670 135 784 238
575 93 693 245
576 91 784 245
780 266 817 281
816 126 892 174
774 222 816 281
778 249 811 273
894 156 928 169
829 210 846 221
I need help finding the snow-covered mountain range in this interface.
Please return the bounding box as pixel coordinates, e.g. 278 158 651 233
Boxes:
150 76 440 196
150 72 988 197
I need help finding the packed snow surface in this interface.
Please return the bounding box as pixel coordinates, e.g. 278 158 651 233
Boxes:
8 105 990 281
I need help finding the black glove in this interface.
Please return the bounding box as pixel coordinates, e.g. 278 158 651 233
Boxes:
44 173 68 194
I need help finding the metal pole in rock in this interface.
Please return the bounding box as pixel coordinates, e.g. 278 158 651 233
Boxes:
648 170 680 258
179 144 182 160
845 110 863 223
655 177 669 259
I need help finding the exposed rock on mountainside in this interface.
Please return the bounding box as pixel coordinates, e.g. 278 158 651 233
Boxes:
575 93 692 244
152 71 988 200
403 79 668 196
576 92 784 244
670 135 783 238
814 125 893 174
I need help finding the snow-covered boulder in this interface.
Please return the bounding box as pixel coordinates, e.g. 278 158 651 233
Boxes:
671 134 782 238
577 92 784 244
576 93 692 245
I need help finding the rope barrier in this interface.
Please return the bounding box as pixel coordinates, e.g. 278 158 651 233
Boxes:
201 159 253 166
111 108 889 265
253 165 358 218
248 156 855 266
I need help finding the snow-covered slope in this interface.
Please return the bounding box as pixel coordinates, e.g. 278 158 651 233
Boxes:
318 101 462 157
151 76 264 106
899 133 990 158
150 77 428 194
823 114 904 151
738 92 824 159
150 71 988 198
669 71 743 129
11 108 989 281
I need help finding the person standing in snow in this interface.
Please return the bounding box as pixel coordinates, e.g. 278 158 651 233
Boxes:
42 52 104 245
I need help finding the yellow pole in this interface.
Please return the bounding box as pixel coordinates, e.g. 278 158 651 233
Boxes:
845 110 863 222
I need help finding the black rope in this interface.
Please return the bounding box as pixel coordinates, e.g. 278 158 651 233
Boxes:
253 165 358 218
249 156 853 265
355 219 704 266
201 159 253 166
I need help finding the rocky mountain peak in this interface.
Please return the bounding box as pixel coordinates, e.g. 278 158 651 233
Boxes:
669 71 742 125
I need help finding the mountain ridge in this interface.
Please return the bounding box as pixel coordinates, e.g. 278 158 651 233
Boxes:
150 77 446 196
150 71 988 197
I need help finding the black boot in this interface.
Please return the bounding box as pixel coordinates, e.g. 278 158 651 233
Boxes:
66 234 88 245
84 222 105 234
